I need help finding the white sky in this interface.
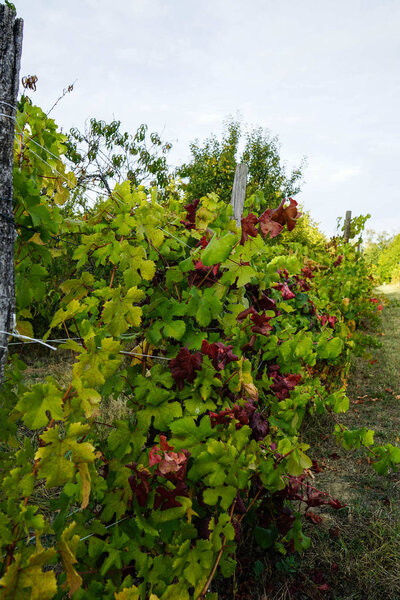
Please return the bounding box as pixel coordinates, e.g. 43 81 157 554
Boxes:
14 0 400 237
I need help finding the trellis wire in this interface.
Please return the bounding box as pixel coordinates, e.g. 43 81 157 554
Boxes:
5 333 171 360
0 100 17 112
0 329 57 351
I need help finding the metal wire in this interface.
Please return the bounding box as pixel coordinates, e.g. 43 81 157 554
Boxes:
0 329 57 351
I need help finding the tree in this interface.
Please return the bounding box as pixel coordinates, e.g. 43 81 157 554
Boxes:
64 117 172 213
176 117 305 208
375 234 400 283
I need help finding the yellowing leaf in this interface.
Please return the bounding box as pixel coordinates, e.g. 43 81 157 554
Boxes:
129 343 155 366
75 385 102 418
103 287 144 337
58 522 82 597
77 462 91 509
114 586 140 600
242 381 259 401
16 320 33 339
0 548 57 600
47 298 82 335
235 357 255 393
27 232 45 246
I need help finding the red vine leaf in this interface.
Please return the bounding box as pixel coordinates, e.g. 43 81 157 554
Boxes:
258 208 284 239
201 339 238 371
269 197 301 231
181 198 200 230
170 347 203 390
240 213 259 245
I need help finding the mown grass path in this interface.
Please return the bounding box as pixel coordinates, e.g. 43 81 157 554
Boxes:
290 284 400 600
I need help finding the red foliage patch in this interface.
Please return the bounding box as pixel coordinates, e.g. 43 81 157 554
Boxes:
274 281 296 300
333 254 343 267
269 197 301 231
267 364 302 400
237 307 274 336
170 347 203 390
181 198 200 230
201 339 238 371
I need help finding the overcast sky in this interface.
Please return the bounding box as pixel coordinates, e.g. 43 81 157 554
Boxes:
13 0 400 237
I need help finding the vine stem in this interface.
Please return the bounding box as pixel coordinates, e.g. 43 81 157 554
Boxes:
109 264 117 289
92 420 116 429
238 488 263 524
195 266 215 288
198 500 236 600
72 317 86 349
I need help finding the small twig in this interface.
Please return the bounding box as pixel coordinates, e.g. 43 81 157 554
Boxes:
47 79 77 116
92 420 117 429
238 489 263 524
109 265 117 289
195 266 214 288
198 501 236 599
72 318 86 350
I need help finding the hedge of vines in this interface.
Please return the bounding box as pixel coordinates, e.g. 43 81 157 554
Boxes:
0 100 399 600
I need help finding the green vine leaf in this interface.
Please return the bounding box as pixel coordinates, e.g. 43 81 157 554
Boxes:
35 423 95 487
15 379 63 429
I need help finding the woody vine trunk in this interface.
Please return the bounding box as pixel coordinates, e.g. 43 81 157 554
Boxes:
0 4 23 385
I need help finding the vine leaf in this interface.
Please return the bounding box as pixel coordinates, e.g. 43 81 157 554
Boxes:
15 379 63 429
103 286 144 337
47 298 82 336
77 462 91 509
0 548 57 600
201 233 237 266
58 522 83 597
35 423 95 487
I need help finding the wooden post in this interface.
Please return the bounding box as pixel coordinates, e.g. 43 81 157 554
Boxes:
231 163 248 227
344 210 352 243
0 5 23 386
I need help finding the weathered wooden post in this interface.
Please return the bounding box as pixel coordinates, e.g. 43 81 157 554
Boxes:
0 4 23 386
344 210 352 243
231 163 248 227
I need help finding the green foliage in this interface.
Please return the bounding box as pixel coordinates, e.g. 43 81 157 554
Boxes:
4 1 16 11
176 117 304 209
0 102 396 600
65 118 172 213
337 213 371 245
365 232 400 283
